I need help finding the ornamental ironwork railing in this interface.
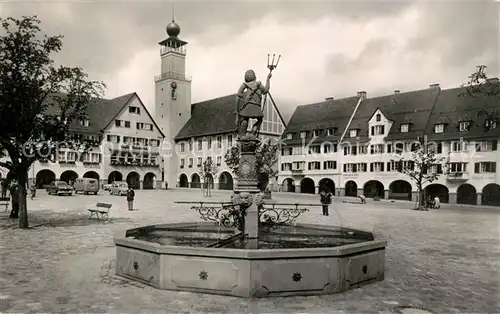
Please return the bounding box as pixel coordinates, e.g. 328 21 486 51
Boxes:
175 201 317 232
176 201 245 231
259 202 310 231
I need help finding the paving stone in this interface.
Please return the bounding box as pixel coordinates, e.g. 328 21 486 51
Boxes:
0 189 499 313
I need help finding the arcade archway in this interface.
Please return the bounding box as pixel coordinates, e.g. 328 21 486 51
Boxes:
108 171 123 184
389 180 412 201
282 178 295 192
36 169 55 188
60 170 78 184
482 183 500 206
179 173 188 187
425 184 449 203
457 184 477 205
319 178 335 194
143 172 156 189
218 172 234 190
364 180 384 198
191 173 201 189
345 181 358 197
300 177 315 194
126 172 140 189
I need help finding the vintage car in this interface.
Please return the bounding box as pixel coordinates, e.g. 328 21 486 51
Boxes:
109 181 128 196
102 183 112 191
45 180 73 196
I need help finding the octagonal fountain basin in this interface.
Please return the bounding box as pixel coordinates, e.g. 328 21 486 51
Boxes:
114 222 386 298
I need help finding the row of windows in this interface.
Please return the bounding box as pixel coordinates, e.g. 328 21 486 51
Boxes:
115 119 153 131
56 151 101 163
111 152 158 165
179 135 233 152
281 140 498 157
284 117 497 140
279 161 497 174
435 119 497 134
180 156 222 168
106 135 161 147
281 161 337 171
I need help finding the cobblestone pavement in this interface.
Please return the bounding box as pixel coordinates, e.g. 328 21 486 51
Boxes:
1 189 499 313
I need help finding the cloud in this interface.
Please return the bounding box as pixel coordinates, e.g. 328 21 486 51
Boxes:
1 1 498 121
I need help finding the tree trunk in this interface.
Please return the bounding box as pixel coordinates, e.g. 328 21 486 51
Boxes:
18 170 29 228
417 186 425 210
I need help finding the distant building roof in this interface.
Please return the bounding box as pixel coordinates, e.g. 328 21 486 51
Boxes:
425 85 500 141
44 92 165 137
282 96 360 144
348 88 441 142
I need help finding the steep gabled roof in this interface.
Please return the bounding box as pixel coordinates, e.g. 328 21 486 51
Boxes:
282 96 359 144
347 88 440 142
175 94 236 140
425 85 500 141
43 92 136 134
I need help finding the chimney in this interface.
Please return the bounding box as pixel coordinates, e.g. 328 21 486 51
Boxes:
325 97 334 101
394 90 400 94
430 83 440 88
357 91 367 100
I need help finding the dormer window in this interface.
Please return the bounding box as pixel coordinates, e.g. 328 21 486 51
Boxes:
313 130 320 137
79 119 90 127
486 119 497 130
376 114 381 122
349 129 358 138
300 131 307 139
327 128 335 136
459 121 471 132
286 133 293 140
400 123 409 133
434 124 444 133
129 106 140 114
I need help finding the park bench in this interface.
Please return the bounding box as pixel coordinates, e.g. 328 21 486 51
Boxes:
87 202 112 220
0 197 9 213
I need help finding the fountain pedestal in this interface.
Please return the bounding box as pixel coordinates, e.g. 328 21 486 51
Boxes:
234 135 261 239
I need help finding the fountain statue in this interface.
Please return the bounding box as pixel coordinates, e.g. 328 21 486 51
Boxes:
114 54 386 298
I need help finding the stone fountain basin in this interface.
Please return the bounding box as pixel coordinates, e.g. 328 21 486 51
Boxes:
114 222 386 298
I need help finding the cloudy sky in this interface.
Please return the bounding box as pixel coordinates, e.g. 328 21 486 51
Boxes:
1 1 498 121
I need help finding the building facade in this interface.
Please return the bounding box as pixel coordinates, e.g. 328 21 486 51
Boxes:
153 20 286 190
1 93 165 190
279 83 500 206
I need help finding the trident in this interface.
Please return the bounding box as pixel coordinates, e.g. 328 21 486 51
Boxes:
259 54 281 137
267 53 281 72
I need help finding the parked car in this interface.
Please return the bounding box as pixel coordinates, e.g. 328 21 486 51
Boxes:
109 181 128 196
46 181 73 196
74 178 99 195
102 183 112 191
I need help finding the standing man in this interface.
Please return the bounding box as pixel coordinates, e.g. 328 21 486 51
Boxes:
320 187 333 216
235 69 272 138
0 179 6 198
126 186 135 211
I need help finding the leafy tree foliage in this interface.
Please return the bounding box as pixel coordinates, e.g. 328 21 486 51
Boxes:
394 140 445 210
0 16 105 228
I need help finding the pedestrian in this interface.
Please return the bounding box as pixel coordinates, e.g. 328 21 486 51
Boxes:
433 195 440 210
359 195 366 204
319 187 333 216
30 182 36 200
0 180 6 198
126 185 135 211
